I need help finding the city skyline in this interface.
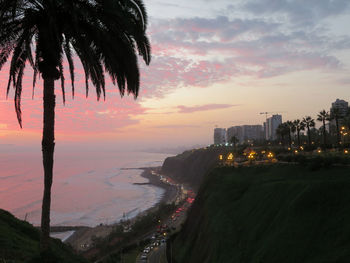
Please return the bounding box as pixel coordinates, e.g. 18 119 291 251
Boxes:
1 0 350 150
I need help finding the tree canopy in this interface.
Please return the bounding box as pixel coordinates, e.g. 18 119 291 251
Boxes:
0 0 151 127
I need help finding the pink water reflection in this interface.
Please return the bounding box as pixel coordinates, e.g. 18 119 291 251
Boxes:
0 147 169 226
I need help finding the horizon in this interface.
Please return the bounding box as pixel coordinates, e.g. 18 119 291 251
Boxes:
1 0 350 150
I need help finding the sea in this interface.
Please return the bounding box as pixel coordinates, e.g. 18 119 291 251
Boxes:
0 146 171 228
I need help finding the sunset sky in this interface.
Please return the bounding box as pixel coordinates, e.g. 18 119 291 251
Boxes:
1 0 350 150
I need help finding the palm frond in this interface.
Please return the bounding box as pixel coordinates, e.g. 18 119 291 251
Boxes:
58 60 66 104
15 63 25 128
63 40 75 98
1 0 151 126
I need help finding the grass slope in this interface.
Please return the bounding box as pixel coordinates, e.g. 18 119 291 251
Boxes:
0 209 88 263
173 164 350 263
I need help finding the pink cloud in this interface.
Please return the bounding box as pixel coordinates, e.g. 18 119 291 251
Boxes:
0 60 147 135
1 13 348 140
154 124 200 129
177 104 238 113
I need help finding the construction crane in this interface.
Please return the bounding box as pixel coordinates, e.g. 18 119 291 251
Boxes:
260 112 286 121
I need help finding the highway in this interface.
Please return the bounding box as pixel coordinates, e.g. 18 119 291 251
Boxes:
136 172 195 263
141 243 167 263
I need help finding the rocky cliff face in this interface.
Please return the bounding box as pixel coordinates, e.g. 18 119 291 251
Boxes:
161 147 232 191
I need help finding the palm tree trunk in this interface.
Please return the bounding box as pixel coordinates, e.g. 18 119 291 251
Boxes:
336 118 340 147
288 130 292 147
323 120 326 146
297 131 300 146
40 77 56 251
307 126 311 147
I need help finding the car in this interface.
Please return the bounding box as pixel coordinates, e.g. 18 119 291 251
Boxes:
161 239 166 243
153 242 159 247
141 254 147 260
143 248 150 253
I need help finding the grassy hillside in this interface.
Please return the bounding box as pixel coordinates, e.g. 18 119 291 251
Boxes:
0 209 88 263
172 164 350 263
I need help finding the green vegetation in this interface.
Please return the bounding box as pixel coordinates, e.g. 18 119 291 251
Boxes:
162 147 235 190
277 152 350 169
0 209 88 263
172 164 350 263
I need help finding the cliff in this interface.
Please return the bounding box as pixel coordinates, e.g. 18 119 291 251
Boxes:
161 147 233 190
172 164 350 263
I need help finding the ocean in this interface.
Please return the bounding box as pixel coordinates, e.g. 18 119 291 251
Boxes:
0 147 171 227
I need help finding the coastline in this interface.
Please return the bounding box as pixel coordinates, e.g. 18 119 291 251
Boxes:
65 166 178 251
138 167 178 206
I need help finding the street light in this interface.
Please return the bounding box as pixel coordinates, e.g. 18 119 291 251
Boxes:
227 153 234 161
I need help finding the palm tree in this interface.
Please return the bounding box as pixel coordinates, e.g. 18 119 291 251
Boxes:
229 136 239 149
302 116 315 147
1 0 151 251
330 108 342 146
317 110 330 146
341 116 350 144
286 121 294 147
276 124 284 143
293 119 305 147
276 123 289 145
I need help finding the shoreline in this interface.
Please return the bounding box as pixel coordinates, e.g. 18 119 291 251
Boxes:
65 166 178 251
139 167 178 206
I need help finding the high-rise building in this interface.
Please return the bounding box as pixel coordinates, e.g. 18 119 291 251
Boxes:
242 125 264 141
265 115 282 140
227 125 263 143
329 99 349 130
214 128 226 145
331 99 348 118
227 126 243 143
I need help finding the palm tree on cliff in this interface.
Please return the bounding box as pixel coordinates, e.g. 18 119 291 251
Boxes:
0 0 151 251
276 124 284 143
302 116 315 147
229 136 239 149
286 121 295 147
317 110 330 147
293 119 305 147
276 123 289 145
330 108 342 146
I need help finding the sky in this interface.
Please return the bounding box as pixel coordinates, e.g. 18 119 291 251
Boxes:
1 0 350 150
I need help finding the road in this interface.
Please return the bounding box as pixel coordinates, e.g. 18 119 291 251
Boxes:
136 243 167 263
135 172 195 263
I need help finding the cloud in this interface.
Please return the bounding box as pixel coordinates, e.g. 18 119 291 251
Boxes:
148 15 348 83
1 4 350 138
176 104 238 113
134 14 349 100
242 0 350 27
154 124 200 129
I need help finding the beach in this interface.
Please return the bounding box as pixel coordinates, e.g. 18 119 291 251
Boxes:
64 166 179 251
138 167 179 205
